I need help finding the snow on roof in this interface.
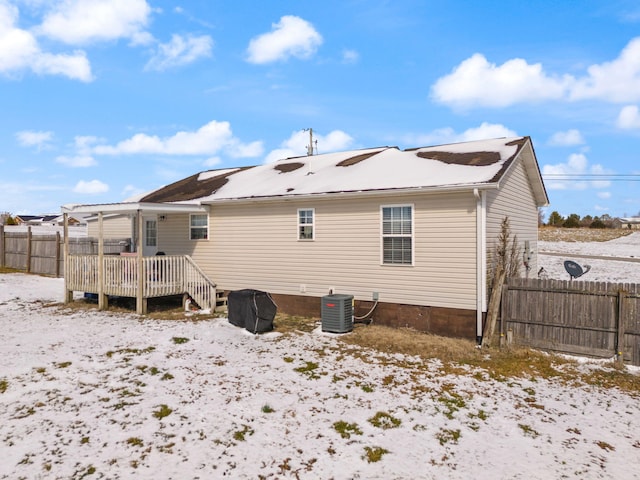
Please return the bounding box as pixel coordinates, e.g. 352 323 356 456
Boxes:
140 137 533 204
197 168 241 181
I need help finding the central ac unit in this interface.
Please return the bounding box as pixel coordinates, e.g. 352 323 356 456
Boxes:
321 294 353 333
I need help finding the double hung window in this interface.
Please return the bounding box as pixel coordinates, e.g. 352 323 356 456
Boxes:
190 214 208 240
298 209 314 240
381 205 413 265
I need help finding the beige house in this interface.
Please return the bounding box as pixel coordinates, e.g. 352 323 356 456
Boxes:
64 136 548 342
620 217 640 230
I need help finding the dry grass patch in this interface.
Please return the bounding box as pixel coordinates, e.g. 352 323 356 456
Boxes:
51 295 217 322
0 267 22 274
538 227 632 242
576 364 640 394
339 324 478 363
337 324 640 395
273 314 317 334
463 347 571 381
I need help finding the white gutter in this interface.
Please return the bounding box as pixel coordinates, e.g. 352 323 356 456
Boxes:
201 183 501 205
61 202 207 215
474 188 487 343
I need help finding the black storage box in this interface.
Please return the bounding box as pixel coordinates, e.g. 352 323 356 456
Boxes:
227 289 277 334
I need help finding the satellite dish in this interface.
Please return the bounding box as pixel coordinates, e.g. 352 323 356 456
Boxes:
564 260 591 280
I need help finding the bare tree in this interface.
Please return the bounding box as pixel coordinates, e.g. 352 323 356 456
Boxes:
484 217 519 348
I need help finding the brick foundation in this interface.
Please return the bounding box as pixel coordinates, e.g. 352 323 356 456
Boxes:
269 293 478 340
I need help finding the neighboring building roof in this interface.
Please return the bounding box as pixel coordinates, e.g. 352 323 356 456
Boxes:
14 214 60 224
139 136 548 206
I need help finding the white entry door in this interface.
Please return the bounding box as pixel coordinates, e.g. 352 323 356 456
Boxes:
142 215 158 257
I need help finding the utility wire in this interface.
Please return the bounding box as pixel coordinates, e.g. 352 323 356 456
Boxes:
544 174 640 181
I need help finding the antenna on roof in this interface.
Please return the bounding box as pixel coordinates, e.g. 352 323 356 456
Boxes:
303 128 317 156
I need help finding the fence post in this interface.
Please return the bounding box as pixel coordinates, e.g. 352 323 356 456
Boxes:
26 226 32 273
500 280 509 348
63 214 73 303
55 231 61 278
616 289 626 364
0 225 4 268
98 212 108 310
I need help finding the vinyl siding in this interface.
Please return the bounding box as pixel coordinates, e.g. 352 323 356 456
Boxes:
87 215 132 238
155 213 207 256
191 192 479 310
486 151 540 278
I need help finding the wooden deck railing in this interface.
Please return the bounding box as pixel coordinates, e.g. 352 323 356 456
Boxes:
65 254 216 313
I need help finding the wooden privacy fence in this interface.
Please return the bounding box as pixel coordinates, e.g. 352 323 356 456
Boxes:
501 278 640 366
0 226 129 276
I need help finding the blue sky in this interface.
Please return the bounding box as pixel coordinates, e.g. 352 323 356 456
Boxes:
2 0 640 220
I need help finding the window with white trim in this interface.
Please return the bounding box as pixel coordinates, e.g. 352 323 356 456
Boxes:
145 219 157 247
190 214 208 240
381 205 413 265
298 208 314 240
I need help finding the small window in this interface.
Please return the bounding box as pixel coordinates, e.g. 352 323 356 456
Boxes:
381 205 413 265
145 220 157 247
190 214 208 240
298 208 314 240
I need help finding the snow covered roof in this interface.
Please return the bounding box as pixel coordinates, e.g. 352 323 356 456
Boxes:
139 136 547 206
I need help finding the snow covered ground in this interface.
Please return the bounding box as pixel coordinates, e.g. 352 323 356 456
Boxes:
1 234 640 479
539 231 640 283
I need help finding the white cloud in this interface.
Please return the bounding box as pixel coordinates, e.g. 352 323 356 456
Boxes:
37 0 152 45
342 49 359 64
597 191 611 199
264 129 354 163
616 105 640 129
93 120 264 158
145 34 213 71
121 184 145 199
406 123 517 147
0 2 92 81
570 38 640 102
431 53 570 108
246 15 322 64
55 155 97 167
73 179 109 194
73 135 101 150
542 153 612 190
548 129 585 146
226 141 263 158
15 130 53 148
431 37 640 108
202 156 221 167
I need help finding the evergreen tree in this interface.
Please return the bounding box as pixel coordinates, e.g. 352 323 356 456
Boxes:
563 213 581 228
547 211 563 226
580 215 593 227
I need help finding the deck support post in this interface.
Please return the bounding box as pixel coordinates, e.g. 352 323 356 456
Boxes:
0 225 4 269
98 212 108 310
136 210 147 314
63 213 73 303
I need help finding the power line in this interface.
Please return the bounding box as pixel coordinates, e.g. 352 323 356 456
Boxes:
543 174 640 181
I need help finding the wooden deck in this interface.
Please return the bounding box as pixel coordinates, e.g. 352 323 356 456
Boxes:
65 254 216 314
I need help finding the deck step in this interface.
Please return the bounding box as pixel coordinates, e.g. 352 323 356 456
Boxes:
215 290 228 311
